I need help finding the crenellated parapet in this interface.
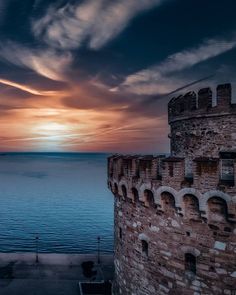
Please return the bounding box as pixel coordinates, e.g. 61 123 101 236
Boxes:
168 83 235 123
108 154 236 195
108 154 164 182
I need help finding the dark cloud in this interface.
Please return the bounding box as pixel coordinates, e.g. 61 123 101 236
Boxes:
0 0 235 152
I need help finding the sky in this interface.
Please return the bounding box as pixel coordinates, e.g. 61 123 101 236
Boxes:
0 0 236 153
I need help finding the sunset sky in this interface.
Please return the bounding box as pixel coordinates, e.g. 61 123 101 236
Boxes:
0 0 236 152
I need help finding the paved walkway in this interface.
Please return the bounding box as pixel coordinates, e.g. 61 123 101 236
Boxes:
0 253 114 295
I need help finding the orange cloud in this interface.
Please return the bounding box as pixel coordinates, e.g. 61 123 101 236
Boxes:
0 74 170 153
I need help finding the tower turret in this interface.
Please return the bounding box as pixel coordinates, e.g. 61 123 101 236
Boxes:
108 83 236 295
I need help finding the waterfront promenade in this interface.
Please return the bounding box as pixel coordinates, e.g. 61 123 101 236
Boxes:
0 253 114 295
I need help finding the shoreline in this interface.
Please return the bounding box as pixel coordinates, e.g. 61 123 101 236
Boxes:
0 252 114 266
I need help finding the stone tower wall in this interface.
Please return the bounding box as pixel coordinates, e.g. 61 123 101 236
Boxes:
168 84 236 175
108 83 236 295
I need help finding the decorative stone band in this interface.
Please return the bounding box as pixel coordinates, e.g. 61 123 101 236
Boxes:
108 180 236 223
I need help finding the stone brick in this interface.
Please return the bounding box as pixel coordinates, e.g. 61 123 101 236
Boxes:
108 83 236 295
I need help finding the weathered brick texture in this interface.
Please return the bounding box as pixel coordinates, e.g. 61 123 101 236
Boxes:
108 83 236 295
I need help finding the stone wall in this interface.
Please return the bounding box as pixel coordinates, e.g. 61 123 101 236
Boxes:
112 190 236 295
108 83 236 295
108 155 236 295
168 84 236 175
170 114 236 175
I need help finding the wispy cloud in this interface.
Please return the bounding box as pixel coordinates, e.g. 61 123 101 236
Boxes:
0 42 72 81
115 35 236 95
32 0 164 50
0 78 61 96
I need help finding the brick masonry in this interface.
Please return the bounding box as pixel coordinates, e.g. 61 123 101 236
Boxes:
108 83 236 295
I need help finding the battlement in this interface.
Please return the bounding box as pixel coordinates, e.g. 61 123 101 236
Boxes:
108 154 165 181
108 154 236 193
168 83 235 123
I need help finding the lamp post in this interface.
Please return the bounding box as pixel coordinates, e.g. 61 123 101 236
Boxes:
35 234 39 263
97 236 101 265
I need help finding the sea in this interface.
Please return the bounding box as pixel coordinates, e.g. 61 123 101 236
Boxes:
0 153 114 254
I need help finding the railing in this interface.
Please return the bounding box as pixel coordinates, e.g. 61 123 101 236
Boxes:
0 234 113 259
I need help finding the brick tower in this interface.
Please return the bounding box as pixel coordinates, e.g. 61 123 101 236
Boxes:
108 83 236 295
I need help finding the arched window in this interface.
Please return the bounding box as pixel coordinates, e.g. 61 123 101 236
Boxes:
161 192 176 214
141 240 148 256
183 194 200 220
119 227 122 240
131 188 139 202
114 183 118 194
121 185 127 198
185 253 196 274
144 189 155 207
208 197 228 223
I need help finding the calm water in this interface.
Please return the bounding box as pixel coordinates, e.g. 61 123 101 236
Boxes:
0 153 114 253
